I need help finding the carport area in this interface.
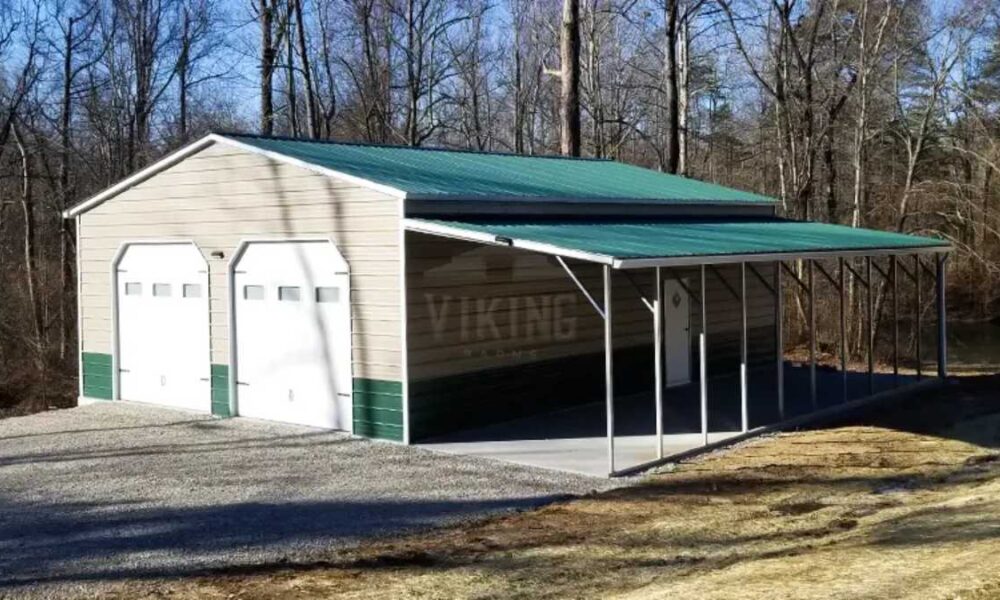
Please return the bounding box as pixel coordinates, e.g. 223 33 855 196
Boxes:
422 365 922 477
0 402 612 598
408 217 950 477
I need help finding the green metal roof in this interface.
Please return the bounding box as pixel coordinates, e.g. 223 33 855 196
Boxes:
407 217 949 266
221 133 775 204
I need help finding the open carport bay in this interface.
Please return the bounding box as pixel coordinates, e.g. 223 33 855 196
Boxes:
0 402 614 598
422 364 920 477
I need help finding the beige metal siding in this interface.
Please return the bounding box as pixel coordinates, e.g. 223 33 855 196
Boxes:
405 233 776 382
78 142 402 382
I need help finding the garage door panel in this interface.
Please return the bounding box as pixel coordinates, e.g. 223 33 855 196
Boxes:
234 241 352 430
116 243 211 411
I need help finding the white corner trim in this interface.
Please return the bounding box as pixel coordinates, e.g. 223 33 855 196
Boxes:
64 134 408 218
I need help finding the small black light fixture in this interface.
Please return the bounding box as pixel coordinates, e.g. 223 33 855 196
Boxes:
211 250 225 259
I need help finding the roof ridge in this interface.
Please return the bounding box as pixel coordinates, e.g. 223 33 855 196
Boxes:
213 130 612 162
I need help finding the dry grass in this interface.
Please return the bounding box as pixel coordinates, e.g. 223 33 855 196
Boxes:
116 376 1000 600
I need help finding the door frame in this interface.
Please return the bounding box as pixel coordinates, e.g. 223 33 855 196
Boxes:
110 239 210 403
226 237 354 431
663 276 693 388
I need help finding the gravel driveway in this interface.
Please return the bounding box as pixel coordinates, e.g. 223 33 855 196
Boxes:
0 402 616 598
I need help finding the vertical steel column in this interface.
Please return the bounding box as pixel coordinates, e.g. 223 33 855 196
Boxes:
775 262 785 420
866 256 874 395
839 257 847 402
915 255 922 380
700 264 708 446
740 263 749 432
936 254 948 379
892 255 899 387
654 267 664 459
604 265 615 475
808 260 817 409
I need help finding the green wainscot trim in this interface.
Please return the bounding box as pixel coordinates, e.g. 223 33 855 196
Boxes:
211 364 231 417
81 352 113 400
353 378 404 442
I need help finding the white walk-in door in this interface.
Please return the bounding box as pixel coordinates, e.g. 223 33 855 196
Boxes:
116 243 210 411
663 279 692 387
233 241 352 429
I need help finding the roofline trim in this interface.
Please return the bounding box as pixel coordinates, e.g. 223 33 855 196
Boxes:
613 245 951 269
63 133 408 218
403 193 775 205
404 218 951 269
403 218 616 265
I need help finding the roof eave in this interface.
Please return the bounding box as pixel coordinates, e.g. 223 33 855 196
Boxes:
613 244 952 269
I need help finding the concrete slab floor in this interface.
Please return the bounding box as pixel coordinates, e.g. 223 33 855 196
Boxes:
423 432 743 478
420 365 924 477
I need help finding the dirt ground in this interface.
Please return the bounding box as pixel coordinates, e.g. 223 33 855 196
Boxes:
113 375 1000 600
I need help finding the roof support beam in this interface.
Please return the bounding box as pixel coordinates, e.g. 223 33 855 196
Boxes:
556 256 605 319
813 260 841 290
843 260 869 288
779 261 810 293
622 270 655 313
747 263 775 295
708 264 741 301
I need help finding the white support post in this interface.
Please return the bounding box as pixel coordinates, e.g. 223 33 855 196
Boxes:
892 256 900 387
700 264 708 446
654 267 664 459
915 255 922 380
867 256 874 395
936 254 948 379
776 262 784 420
808 260 817 409
839 257 848 402
604 265 615 476
740 262 748 432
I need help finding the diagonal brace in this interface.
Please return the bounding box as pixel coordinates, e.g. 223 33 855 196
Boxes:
708 264 741 301
748 263 775 295
556 256 605 319
780 262 810 292
622 270 655 314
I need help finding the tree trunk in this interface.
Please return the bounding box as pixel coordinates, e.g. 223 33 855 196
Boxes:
293 0 319 138
59 15 76 363
178 7 190 140
560 0 581 156
13 123 43 370
664 0 679 173
260 0 276 135
678 11 689 176
286 10 299 137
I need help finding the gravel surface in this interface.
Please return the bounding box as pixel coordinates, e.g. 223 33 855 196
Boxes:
0 402 619 598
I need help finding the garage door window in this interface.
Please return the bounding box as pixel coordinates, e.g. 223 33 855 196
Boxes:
278 286 301 302
153 283 172 297
183 284 202 298
125 282 142 296
244 285 265 300
316 287 339 303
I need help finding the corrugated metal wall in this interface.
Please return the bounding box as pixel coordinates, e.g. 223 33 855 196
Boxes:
405 233 777 440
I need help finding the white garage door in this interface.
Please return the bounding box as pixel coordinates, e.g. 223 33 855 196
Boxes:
116 243 210 411
233 241 352 430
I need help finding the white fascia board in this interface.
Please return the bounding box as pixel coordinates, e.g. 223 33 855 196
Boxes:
63 136 217 218
403 218 615 265
613 244 952 269
63 133 408 218
403 218 508 246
